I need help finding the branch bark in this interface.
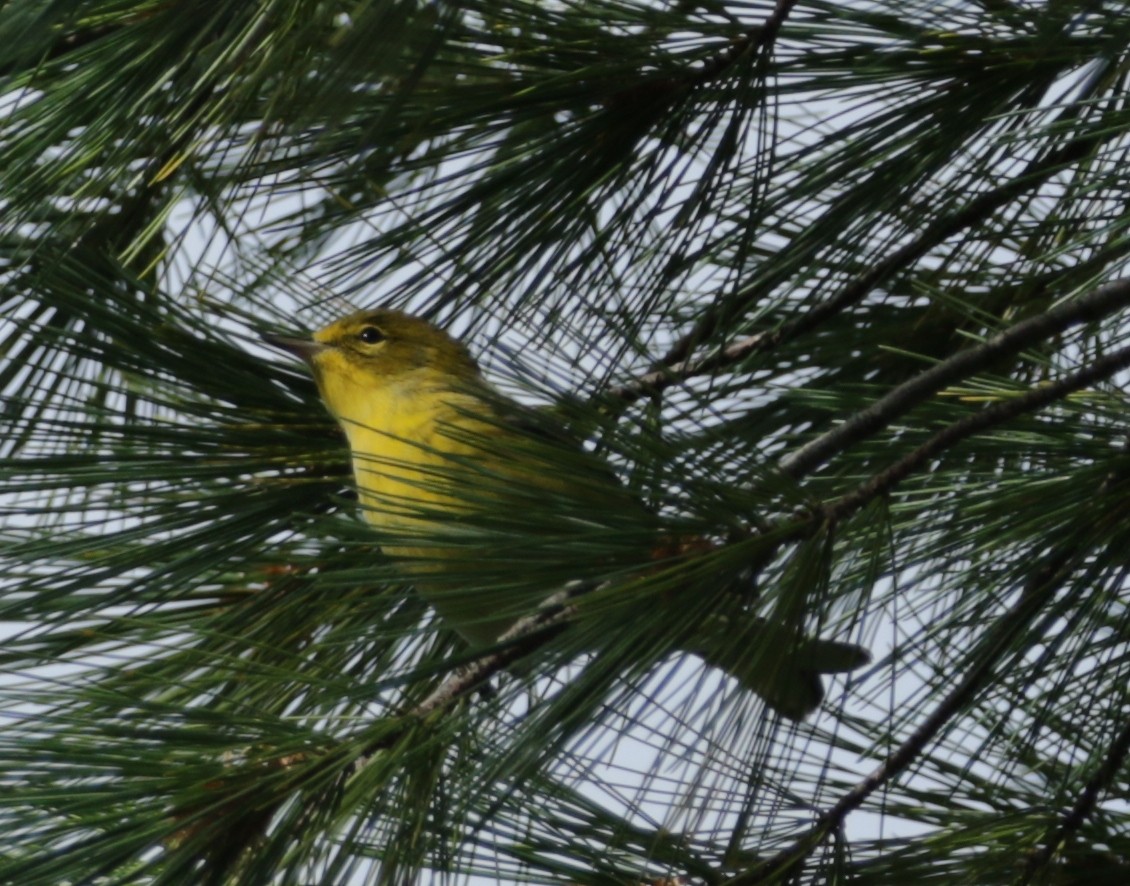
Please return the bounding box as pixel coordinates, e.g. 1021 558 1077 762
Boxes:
351 583 591 770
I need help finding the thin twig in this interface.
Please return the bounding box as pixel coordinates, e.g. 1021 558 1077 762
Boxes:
1022 713 1130 882
602 328 777 408
401 587 577 721
778 277 1130 478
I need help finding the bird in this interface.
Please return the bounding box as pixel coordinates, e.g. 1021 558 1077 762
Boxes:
264 308 868 718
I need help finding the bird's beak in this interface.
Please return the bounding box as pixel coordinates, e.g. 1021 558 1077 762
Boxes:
261 331 327 364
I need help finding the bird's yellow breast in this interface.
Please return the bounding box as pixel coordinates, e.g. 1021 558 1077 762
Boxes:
337 381 488 528
339 381 557 645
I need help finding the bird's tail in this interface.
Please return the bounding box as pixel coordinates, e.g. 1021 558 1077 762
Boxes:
688 619 870 720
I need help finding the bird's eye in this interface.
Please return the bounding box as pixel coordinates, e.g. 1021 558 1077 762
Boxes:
358 326 384 345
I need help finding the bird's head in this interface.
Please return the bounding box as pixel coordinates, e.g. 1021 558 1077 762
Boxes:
264 309 481 421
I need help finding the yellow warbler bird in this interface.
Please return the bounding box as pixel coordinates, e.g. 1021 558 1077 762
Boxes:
264 309 868 719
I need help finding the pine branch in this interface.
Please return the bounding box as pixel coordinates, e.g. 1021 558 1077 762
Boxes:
9 4 1130 881
825 339 1130 522
691 0 799 85
722 341 1130 881
735 538 1087 884
779 276 1130 478
608 125 1112 409
1022 713 1130 882
0 19 130 78
352 582 594 769
176 584 591 879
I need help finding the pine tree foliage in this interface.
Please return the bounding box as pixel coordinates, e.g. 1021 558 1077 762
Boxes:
3 1 1130 883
